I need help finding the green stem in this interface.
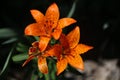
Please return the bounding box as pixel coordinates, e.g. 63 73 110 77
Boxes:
44 74 50 80
67 0 78 17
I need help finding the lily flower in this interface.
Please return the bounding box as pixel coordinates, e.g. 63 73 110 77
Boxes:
22 41 49 74
46 26 93 75
24 3 76 52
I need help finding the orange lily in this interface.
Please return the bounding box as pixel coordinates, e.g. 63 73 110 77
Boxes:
22 41 49 74
24 3 76 52
47 26 93 75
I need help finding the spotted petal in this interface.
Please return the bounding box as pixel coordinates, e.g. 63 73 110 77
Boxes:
67 26 80 49
39 36 51 52
74 44 93 54
30 10 44 23
52 18 76 40
58 18 77 29
24 23 46 36
59 33 70 50
43 44 62 58
52 26 62 40
57 58 68 75
45 3 59 33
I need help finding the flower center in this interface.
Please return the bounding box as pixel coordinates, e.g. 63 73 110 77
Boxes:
44 20 55 34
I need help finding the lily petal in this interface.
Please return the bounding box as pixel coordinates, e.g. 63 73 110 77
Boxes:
45 3 59 32
30 10 44 23
22 55 35 67
52 27 62 40
25 23 46 36
59 33 70 50
38 56 48 74
43 44 62 57
39 36 50 52
67 26 80 49
67 54 84 71
52 18 76 40
58 18 77 29
57 58 67 75
74 44 93 54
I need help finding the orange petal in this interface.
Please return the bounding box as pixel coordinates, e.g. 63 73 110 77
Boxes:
39 36 50 52
67 54 84 71
43 44 62 57
25 23 46 36
66 26 80 49
22 55 35 67
45 3 59 31
52 27 62 40
59 33 70 50
57 58 68 75
74 44 93 54
38 56 48 74
30 10 44 23
58 18 77 29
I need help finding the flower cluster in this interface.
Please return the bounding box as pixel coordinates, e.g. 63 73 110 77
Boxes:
22 3 93 75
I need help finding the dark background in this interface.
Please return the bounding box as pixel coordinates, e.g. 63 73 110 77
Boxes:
0 0 120 79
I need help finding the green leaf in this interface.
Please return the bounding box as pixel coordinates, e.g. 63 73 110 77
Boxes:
44 74 49 80
16 43 28 52
34 36 39 41
12 53 28 62
0 28 17 38
49 60 56 80
0 46 14 76
1 38 17 45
